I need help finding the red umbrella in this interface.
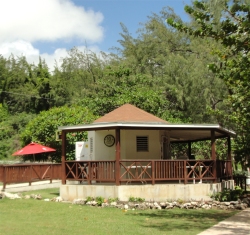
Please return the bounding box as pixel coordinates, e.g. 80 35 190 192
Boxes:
12 142 56 161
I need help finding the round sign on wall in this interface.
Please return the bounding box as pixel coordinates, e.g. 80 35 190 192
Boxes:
104 134 115 147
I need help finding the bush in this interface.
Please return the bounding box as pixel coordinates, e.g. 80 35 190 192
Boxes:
211 186 243 201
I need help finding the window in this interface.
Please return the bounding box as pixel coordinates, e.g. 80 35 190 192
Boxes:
136 136 148 152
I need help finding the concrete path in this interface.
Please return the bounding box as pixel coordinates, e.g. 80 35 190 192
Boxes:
198 208 250 235
1 180 61 193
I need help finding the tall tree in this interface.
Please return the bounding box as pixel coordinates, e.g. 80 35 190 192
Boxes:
0 55 54 114
117 7 229 123
167 0 250 169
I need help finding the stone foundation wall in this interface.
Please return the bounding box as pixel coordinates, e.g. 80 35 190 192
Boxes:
60 180 235 202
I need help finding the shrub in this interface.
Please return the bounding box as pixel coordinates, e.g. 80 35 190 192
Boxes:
211 186 243 201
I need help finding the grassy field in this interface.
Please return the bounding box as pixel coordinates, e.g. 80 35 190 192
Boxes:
0 188 238 235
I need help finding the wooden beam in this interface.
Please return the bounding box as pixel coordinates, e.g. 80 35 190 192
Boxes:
211 130 217 182
227 136 231 161
211 130 216 160
227 136 233 180
115 129 121 186
61 131 66 185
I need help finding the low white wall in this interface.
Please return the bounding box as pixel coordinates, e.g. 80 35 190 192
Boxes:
60 180 234 202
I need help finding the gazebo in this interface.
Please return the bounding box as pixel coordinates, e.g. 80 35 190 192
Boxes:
58 104 235 201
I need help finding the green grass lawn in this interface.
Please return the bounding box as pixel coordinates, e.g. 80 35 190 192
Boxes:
0 188 239 235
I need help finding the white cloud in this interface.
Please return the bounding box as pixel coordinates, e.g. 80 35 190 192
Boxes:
0 40 103 72
0 0 105 71
0 0 104 43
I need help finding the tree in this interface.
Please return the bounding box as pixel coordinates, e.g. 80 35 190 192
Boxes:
117 7 229 123
20 105 97 162
78 65 174 121
167 0 250 169
0 111 36 160
0 55 55 114
52 47 112 106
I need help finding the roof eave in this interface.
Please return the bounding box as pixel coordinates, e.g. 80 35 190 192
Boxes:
58 122 236 136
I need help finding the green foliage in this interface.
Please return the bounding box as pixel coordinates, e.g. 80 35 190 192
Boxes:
171 139 228 160
78 65 172 120
233 170 248 177
211 186 243 201
0 112 36 160
167 0 250 169
118 8 229 124
0 56 55 115
128 196 145 202
95 196 105 206
20 105 97 162
86 196 94 202
108 197 119 203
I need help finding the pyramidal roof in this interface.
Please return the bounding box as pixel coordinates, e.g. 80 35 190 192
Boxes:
94 104 169 124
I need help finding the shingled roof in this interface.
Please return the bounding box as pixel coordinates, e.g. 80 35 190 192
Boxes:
94 104 169 124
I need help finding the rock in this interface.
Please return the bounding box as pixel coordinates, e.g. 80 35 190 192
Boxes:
34 194 42 200
201 204 210 209
24 195 31 199
44 198 50 202
115 204 124 209
73 199 86 204
91 201 97 206
110 201 117 207
101 202 109 207
235 204 247 210
55 196 62 202
159 202 166 207
138 203 148 210
124 204 129 210
3 192 21 199
229 201 238 205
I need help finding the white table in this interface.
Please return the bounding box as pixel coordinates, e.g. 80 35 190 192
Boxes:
179 165 204 184
126 165 151 184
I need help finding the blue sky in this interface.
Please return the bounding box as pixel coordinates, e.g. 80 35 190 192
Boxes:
0 0 192 70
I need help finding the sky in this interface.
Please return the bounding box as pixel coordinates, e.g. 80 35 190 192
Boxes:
0 0 192 71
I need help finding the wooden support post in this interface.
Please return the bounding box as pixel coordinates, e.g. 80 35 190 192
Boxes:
88 162 92 185
50 164 52 183
152 161 155 185
115 128 121 186
184 160 188 184
227 136 233 179
227 136 231 161
2 165 6 191
29 165 32 186
211 130 217 182
61 131 66 185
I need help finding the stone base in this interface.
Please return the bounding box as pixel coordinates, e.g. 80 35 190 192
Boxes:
60 180 234 201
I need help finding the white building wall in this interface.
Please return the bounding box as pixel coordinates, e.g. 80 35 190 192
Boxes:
121 130 161 160
88 129 161 160
89 130 116 160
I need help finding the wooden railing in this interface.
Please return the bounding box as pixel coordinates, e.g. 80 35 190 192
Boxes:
65 161 115 184
0 160 233 189
65 160 232 185
0 163 62 190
